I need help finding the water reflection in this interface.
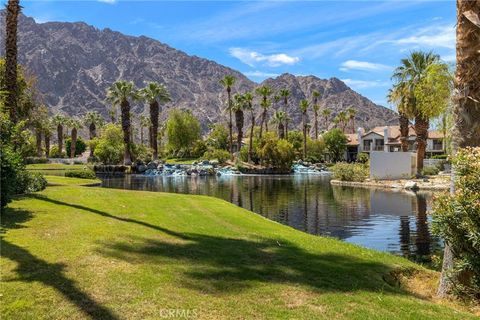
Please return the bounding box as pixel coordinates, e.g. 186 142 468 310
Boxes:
100 174 441 259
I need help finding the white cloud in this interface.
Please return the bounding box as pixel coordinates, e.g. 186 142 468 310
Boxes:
394 25 455 49
341 79 389 89
441 54 456 63
229 48 299 67
243 71 280 78
340 60 391 72
98 0 117 4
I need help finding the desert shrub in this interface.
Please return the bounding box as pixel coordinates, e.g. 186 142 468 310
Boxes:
306 138 326 163
431 147 480 300
356 152 369 164
323 129 348 162
203 148 230 164
65 169 97 180
49 145 66 158
66 137 87 157
24 157 49 164
94 124 124 165
332 162 369 182
422 166 440 176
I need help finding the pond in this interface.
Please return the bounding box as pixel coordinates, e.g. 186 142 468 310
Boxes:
100 174 442 261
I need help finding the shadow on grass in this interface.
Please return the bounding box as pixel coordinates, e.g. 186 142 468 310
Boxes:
1 207 118 320
31 194 402 295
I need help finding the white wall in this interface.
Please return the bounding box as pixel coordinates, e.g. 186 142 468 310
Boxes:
370 151 417 180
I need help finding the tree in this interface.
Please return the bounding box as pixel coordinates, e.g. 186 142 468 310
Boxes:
233 93 246 157
139 115 150 146
272 110 286 139
94 123 124 165
312 90 320 139
387 85 411 152
323 128 348 162
279 89 290 137
30 104 49 157
336 111 349 132
321 108 331 131
243 92 255 163
206 124 229 151
83 111 104 157
140 82 171 160
4 0 21 123
256 85 272 138
299 99 309 160
67 117 82 158
346 107 356 134
43 118 53 158
437 0 480 298
52 114 66 154
220 75 236 157
107 81 139 165
166 109 201 157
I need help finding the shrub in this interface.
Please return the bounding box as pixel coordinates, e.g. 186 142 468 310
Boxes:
131 143 153 163
421 166 440 176
432 147 480 300
94 124 124 165
306 138 326 163
323 129 348 162
203 149 230 164
66 137 87 157
287 130 303 157
65 169 97 180
15 171 48 194
356 152 369 164
1 146 25 207
49 145 66 158
24 157 49 164
332 162 369 182
257 133 295 170
206 124 229 151
191 140 208 158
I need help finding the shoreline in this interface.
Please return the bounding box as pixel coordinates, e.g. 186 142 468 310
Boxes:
330 176 450 191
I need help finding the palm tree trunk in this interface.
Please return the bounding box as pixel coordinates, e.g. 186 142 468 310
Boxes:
399 113 410 152
227 89 233 157
414 115 429 173
57 124 63 154
5 0 20 123
284 99 288 138
314 110 318 139
89 123 96 157
303 113 307 160
438 0 480 298
44 132 50 158
121 101 132 165
278 122 285 139
36 129 42 157
259 109 266 139
140 126 144 146
249 111 255 163
71 128 77 158
324 116 328 131
235 109 244 156
149 101 159 160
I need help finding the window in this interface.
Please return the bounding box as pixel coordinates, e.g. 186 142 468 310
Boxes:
363 139 372 151
432 139 443 151
374 139 384 151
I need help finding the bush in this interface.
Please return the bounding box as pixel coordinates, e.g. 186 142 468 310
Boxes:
49 145 66 158
131 143 153 163
432 147 480 300
306 138 326 163
323 129 348 162
332 162 369 182
356 152 369 164
191 140 208 158
203 149 230 164
65 169 97 180
66 137 87 157
94 124 124 165
257 133 295 170
421 166 440 176
15 171 48 194
1 146 25 207
24 157 49 164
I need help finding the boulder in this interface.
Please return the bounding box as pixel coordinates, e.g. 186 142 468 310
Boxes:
146 161 158 170
404 181 419 191
137 164 147 173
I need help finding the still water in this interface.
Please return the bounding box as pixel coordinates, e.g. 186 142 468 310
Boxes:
100 174 442 260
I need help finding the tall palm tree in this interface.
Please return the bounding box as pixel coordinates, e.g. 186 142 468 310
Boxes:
279 89 290 137
107 81 139 165
68 117 82 158
52 114 66 154
233 93 247 156
43 118 53 158
321 108 331 131
83 111 104 157
220 75 237 157
346 107 357 134
256 85 272 138
139 115 150 146
337 111 349 132
5 0 21 123
438 0 480 298
108 106 116 123
312 90 320 139
387 85 411 152
299 99 309 160
392 51 442 172
272 110 286 139
243 92 255 163
140 82 171 160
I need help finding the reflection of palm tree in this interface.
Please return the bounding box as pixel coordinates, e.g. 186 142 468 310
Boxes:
399 215 411 258
415 194 431 257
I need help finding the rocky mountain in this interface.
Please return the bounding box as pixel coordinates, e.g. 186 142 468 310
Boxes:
0 13 398 132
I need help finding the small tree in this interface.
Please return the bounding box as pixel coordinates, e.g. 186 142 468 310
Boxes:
166 109 201 157
94 124 124 165
323 128 348 162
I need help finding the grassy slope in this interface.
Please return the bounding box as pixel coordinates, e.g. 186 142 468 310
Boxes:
26 164 92 176
44 175 102 186
1 185 474 319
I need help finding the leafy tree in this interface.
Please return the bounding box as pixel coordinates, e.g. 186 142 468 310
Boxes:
220 75 236 157
323 128 348 162
4 0 21 123
107 80 139 165
287 130 303 158
140 82 171 160
94 124 124 165
166 109 201 157
66 136 86 157
206 123 229 151
299 99 309 160
306 138 326 163
256 85 272 138
257 132 294 170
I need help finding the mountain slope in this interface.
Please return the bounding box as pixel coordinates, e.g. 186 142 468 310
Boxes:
0 13 398 131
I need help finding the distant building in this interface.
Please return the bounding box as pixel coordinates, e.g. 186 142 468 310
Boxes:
345 125 445 162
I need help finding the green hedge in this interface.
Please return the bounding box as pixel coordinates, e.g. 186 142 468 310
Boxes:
332 162 369 182
64 169 97 180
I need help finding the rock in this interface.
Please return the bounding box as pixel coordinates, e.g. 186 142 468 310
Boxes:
404 181 419 190
146 161 157 170
137 164 147 173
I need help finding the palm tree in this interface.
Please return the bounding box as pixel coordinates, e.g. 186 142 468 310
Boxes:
220 75 237 157
139 115 150 146
438 0 480 298
387 85 411 152
337 111 349 132
52 114 66 155
43 119 53 158
321 108 331 131
256 85 272 138
140 82 171 160
108 106 116 123
233 93 247 156
346 107 356 134
279 89 290 137
68 117 82 158
299 99 309 160
5 0 21 123
83 111 104 157
107 81 139 165
312 90 320 139
272 110 286 139
392 51 443 172
243 92 255 163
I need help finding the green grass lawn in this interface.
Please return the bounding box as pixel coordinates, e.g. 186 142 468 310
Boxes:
1 184 475 319
27 163 93 176
44 175 102 186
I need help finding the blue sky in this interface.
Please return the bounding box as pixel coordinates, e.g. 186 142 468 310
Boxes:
22 0 455 108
